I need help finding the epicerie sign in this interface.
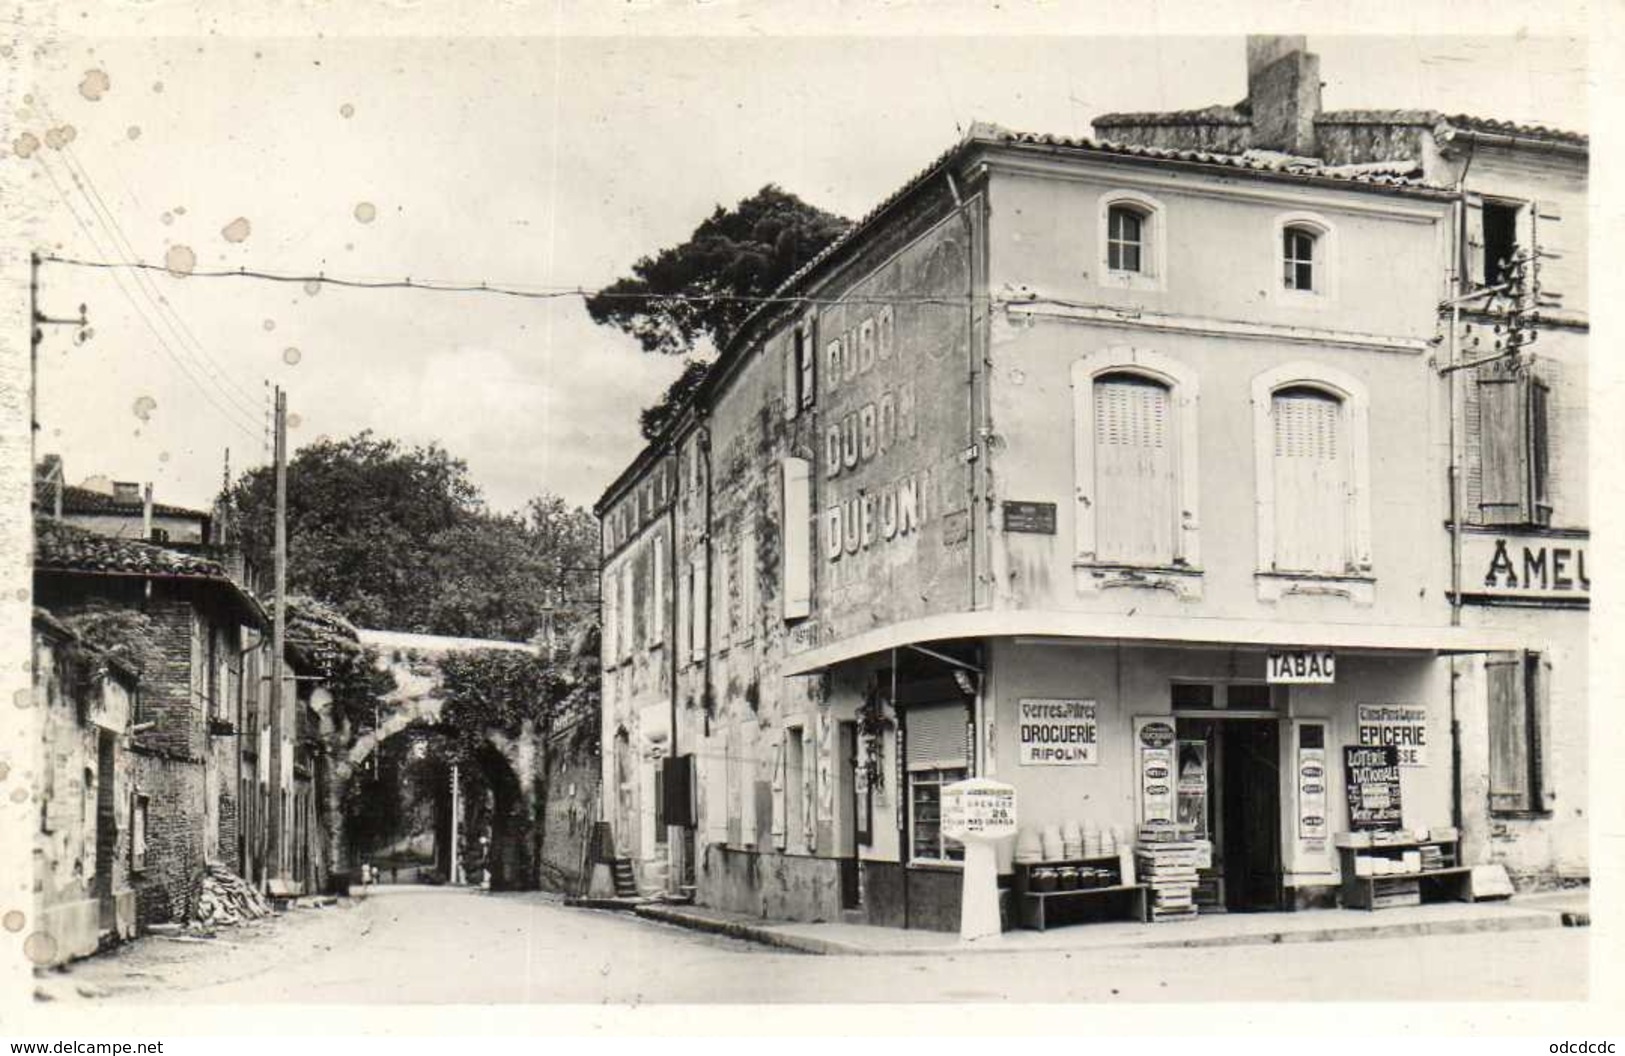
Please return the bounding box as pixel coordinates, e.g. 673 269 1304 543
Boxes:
941 779 1017 841
1357 704 1428 766
1018 699 1098 766
1267 650 1336 684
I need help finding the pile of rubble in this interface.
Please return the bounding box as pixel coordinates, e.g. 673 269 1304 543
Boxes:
196 863 273 928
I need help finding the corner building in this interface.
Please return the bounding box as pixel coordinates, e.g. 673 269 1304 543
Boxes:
597 38 1585 926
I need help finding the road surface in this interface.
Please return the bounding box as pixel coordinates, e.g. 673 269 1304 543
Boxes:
46 884 1587 1004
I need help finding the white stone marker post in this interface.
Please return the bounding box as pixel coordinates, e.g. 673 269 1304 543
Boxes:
941 778 1017 941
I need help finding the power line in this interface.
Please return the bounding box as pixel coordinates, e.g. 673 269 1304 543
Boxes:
35 159 266 444
39 254 989 310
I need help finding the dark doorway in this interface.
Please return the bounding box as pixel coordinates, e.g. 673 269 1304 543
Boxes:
837 721 861 910
1220 719 1282 911
94 731 116 932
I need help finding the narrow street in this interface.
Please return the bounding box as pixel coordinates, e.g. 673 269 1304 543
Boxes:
44 886 1587 1004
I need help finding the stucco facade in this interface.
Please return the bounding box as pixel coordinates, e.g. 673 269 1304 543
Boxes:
598 38 1587 927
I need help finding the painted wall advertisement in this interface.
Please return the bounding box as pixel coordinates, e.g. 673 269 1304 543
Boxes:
1137 719 1176 826
1297 747 1328 843
1357 704 1428 766
1018 699 1098 765
1343 745 1403 831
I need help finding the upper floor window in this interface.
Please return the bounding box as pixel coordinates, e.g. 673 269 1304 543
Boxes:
1475 364 1552 527
1482 199 1522 288
1097 192 1165 290
1250 363 1373 587
1107 205 1147 273
1071 349 1201 572
1282 226 1317 291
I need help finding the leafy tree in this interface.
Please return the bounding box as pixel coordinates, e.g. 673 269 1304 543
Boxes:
229 432 598 641
638 358 712 441
585 185 850 436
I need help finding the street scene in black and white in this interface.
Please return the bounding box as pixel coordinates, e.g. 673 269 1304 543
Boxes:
9 15 1596 1012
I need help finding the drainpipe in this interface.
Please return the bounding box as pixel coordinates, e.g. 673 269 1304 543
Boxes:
945 170 981 613
696 421 714 891
1445 144 1477 838
667 446 683 882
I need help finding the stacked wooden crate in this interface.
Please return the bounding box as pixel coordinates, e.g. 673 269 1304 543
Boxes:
1135 831 1199 922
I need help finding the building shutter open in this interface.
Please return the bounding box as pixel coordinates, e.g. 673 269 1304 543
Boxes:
780 458 811 619
1486 651 1531 813
1534 199 1566 309
905 700 969 767
1094 375 1174 564
1464 194 1487 288
1271 388 1347 573
1478 369 1530 526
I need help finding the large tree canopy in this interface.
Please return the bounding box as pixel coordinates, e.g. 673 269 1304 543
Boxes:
229 432 599 641
586 185 850 439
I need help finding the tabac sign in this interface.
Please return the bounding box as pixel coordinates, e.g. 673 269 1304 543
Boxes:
1267 650 1336 684
1466 533 1589 603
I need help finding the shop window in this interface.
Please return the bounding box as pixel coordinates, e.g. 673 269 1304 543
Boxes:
1476 367 1552 527
1486 651 1553 815
1283 226 1317 291
1171 681 1280 710
909 767 968 863
1170 682 1215 709
1071 350 1200 572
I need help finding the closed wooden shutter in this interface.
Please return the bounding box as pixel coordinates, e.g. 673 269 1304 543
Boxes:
1486 652 1530 813
1533 652 1554 812
783 333 800 421
1478 370 1530 525
905 700 968 766
771 737 787 849
780 458 811 619
1272 388 1347 572
1530 378 1551 525
1094 375 1174 564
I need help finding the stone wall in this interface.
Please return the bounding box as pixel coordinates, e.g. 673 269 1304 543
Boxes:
130 749 206 925
699 844 842 923
538 718 599 894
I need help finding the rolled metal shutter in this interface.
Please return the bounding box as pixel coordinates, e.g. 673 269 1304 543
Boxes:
905 700 968 767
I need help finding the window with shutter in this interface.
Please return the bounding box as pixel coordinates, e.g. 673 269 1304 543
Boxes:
780 458 811 620
1094 374 1175 564
1476 368 1551 527
1271 386 1348 573
1486 651 1549 815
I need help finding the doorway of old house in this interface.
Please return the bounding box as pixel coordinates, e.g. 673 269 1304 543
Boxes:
1174 682 1284 913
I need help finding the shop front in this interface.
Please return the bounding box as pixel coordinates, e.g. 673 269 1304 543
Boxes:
787 614 1519 930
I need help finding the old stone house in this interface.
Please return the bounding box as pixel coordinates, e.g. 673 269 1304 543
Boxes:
596 36 1585 930
30 608 140 965
34 517 268 926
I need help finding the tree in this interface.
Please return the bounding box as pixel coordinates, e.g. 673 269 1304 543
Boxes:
229 431 599 641
586 185 850 435
638 358 712 441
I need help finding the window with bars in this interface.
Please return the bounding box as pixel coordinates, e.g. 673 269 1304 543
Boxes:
1283 226 1317 291
1093 373 1175 565
1270 386 1349 573
1107 204 1147 273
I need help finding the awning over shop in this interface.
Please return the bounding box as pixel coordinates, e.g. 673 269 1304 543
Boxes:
779 609 1526 676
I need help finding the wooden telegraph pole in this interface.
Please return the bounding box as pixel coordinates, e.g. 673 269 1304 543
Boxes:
267 387 288 885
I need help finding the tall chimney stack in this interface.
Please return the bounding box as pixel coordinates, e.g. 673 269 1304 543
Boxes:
1246 35 1321 156
142 483 154 541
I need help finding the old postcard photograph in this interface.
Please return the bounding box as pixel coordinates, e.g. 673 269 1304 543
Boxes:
1 0 1619 1042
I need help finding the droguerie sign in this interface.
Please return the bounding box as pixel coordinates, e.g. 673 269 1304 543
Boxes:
1344 745 1403 831
1018 699 1098 765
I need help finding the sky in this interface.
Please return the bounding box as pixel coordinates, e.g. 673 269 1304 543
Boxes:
13 20 1589 515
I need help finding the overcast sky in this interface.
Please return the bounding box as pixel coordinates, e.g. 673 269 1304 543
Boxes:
17 18 1588 514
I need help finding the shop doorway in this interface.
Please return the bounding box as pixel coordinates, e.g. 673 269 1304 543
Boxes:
1175 714 1282 913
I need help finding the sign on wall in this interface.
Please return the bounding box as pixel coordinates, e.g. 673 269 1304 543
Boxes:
1465 533 1589 602
1175 740 1208 839
1343 745 1403 831
1357 704 1429 766
1002 501 1057 535
1018 699 1098 765
1136 719 1177 826
1298 747 1328 842
1267 650 1336 684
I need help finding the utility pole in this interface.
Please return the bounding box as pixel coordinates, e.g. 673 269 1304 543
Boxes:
449 762 460 885
29 252 90 471
267 387 288 885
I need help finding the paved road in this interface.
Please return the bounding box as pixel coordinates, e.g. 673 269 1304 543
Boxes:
57 885 1587 1003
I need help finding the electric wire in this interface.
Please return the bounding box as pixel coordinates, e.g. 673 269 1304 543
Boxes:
35 155 266 445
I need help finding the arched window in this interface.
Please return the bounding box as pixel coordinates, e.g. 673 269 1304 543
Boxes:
1270 385 1348 573
1094 373 1175 564
1107 204 1148 274
1283 225 1317 291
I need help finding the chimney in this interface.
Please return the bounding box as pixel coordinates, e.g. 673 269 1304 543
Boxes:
142 483 154 541
1246 35 1321 156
